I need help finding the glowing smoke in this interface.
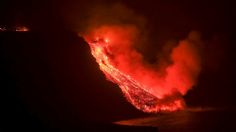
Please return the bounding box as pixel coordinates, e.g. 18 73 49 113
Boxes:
79 4 202 112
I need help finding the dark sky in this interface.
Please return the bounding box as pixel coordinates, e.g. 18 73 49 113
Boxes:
0 0 235 131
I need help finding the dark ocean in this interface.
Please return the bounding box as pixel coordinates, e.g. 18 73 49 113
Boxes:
115 108 236 132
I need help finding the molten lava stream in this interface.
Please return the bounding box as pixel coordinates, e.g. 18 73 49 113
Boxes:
83 37 185 113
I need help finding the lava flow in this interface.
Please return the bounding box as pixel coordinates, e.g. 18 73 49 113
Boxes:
81 25 201 113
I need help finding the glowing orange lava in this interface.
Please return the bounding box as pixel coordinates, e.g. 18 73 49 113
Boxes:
81 25 201 113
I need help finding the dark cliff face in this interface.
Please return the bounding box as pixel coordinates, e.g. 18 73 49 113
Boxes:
0 31 147 131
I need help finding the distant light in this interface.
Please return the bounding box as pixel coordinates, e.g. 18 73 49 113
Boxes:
0 26 30 32
0 26 6 32
15 26 29 32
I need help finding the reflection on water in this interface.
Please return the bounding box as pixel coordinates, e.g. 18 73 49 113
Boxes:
114 107 236 132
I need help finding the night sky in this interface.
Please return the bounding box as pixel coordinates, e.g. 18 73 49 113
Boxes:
0 0 235 131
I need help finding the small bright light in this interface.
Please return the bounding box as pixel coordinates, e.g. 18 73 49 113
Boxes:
104 38 109 43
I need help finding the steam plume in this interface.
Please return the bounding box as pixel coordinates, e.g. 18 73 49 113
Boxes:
79 3 202 112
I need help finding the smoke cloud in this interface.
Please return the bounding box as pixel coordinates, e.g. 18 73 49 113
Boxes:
79 3 202 112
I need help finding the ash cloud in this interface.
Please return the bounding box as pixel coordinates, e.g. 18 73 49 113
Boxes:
78 3 202 111
79 3 147 36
